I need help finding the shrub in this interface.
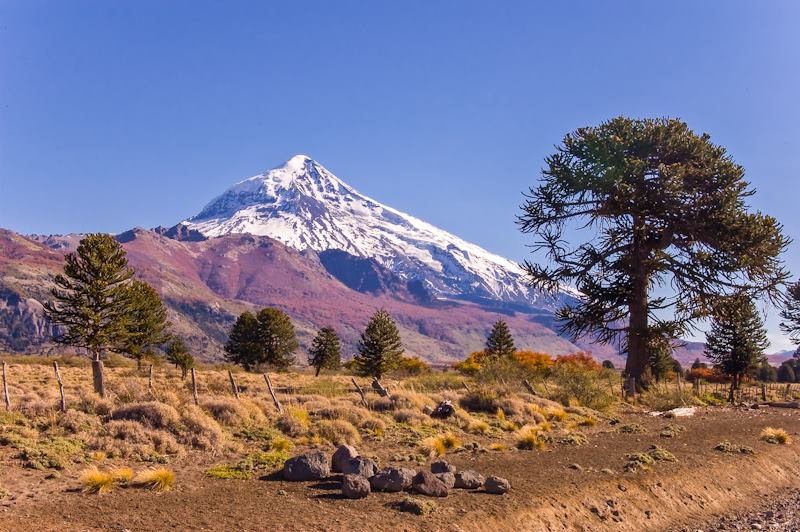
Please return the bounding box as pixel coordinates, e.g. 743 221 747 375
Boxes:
111 402 180 430
659 425 687 438
315 419 361 445
514 351 554 374
560 432 588 446
179 405 227 450
467 420 490 435
549 362 615 411
392 356 431 376
715 441 755 454
459 390 500 414
760 427 791 445
393 408 429 426
207 450 290 480
685 367 728 383
133 468 175 491
202 398 260 427
619 423 646 434
80 466 114 494
276 408 310 437
515 425 547 450
453 351 487 375
399 496 437 515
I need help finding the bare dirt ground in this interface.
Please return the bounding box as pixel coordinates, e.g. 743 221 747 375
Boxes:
2 406 799 531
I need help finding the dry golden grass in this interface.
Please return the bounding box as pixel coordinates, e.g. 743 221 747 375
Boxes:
80 466 114 494
110 466 134 484
133 468 175 491
760 427 791 445
514 425 547 450
420 433 461 457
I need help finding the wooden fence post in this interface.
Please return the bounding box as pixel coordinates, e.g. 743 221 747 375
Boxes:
148 365 154 395
191 368 199 405
462 381 471 393
523 379 538 396
53 361 66 412
264 373 283 414
228 370 240 399
2 362 10 411
372 378 390 398
351 377 368 408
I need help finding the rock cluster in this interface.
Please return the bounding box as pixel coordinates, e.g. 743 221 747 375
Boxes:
281 447 511 502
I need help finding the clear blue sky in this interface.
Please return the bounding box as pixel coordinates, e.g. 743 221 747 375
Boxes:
1 1 798 349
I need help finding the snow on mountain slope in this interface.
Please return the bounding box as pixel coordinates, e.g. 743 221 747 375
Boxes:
183 155 577 310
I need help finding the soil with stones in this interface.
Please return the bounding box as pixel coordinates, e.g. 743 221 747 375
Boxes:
2 406 800 531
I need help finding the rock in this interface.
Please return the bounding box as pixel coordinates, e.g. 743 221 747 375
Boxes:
342 474 371 499
430 399 456 419
331 445 358 473
282 450 330 481
342 456 378 478
484 476 511 494
411 471 449 497
370 467 415 492
454 470 484 489
430 460 456 474
435 472 455 489
399 496 437 515
422 405 434 415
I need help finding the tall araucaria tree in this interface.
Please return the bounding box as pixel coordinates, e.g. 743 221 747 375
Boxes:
518 117 790 388
484 319 516 359
44 233 135 396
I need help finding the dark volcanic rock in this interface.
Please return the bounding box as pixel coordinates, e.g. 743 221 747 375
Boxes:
282 451 330 481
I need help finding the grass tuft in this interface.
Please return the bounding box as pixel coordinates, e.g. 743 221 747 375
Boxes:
760 427 791 445
133 467 175 491
80 466 115 494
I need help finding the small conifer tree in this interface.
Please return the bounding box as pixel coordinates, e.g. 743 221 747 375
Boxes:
354 309 403 378
308 326 341 376
121 279 169 370
166 338 195 379
485 319 516 359
705 296 768 397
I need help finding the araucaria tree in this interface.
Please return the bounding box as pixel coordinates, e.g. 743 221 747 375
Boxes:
705 296 768 399
518 117 789 388
354 309 403 379
224 308 298 371
44 234 135 396
166 338 195 379
308 326 341 376
121 279 169 370
485 319 516 358
780 281 800 355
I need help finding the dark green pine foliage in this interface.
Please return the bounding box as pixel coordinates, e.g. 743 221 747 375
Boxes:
354 309 403 379
308 326 342 376
648 333 676 381
756 361 777 382
777 361 796 383
485 319 516 358
518 117 790 386
166 338 195 379
780 281 800 356
121 279 169 370
44 233 134 361
705 296 769 390
224 308 298 371
224 311 261 370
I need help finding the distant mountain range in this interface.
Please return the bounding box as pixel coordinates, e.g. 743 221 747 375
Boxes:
0 156 791 366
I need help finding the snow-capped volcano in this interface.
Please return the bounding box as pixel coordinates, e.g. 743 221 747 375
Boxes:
183 155 576 310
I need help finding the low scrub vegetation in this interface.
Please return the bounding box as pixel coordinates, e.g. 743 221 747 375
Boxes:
760 427 791 445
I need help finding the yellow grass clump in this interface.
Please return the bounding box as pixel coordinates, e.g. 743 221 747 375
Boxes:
515 425 547 450
760 427 791 445
420 433 461 457
80 466 114 494
110 467 134 484
133 467 175 491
